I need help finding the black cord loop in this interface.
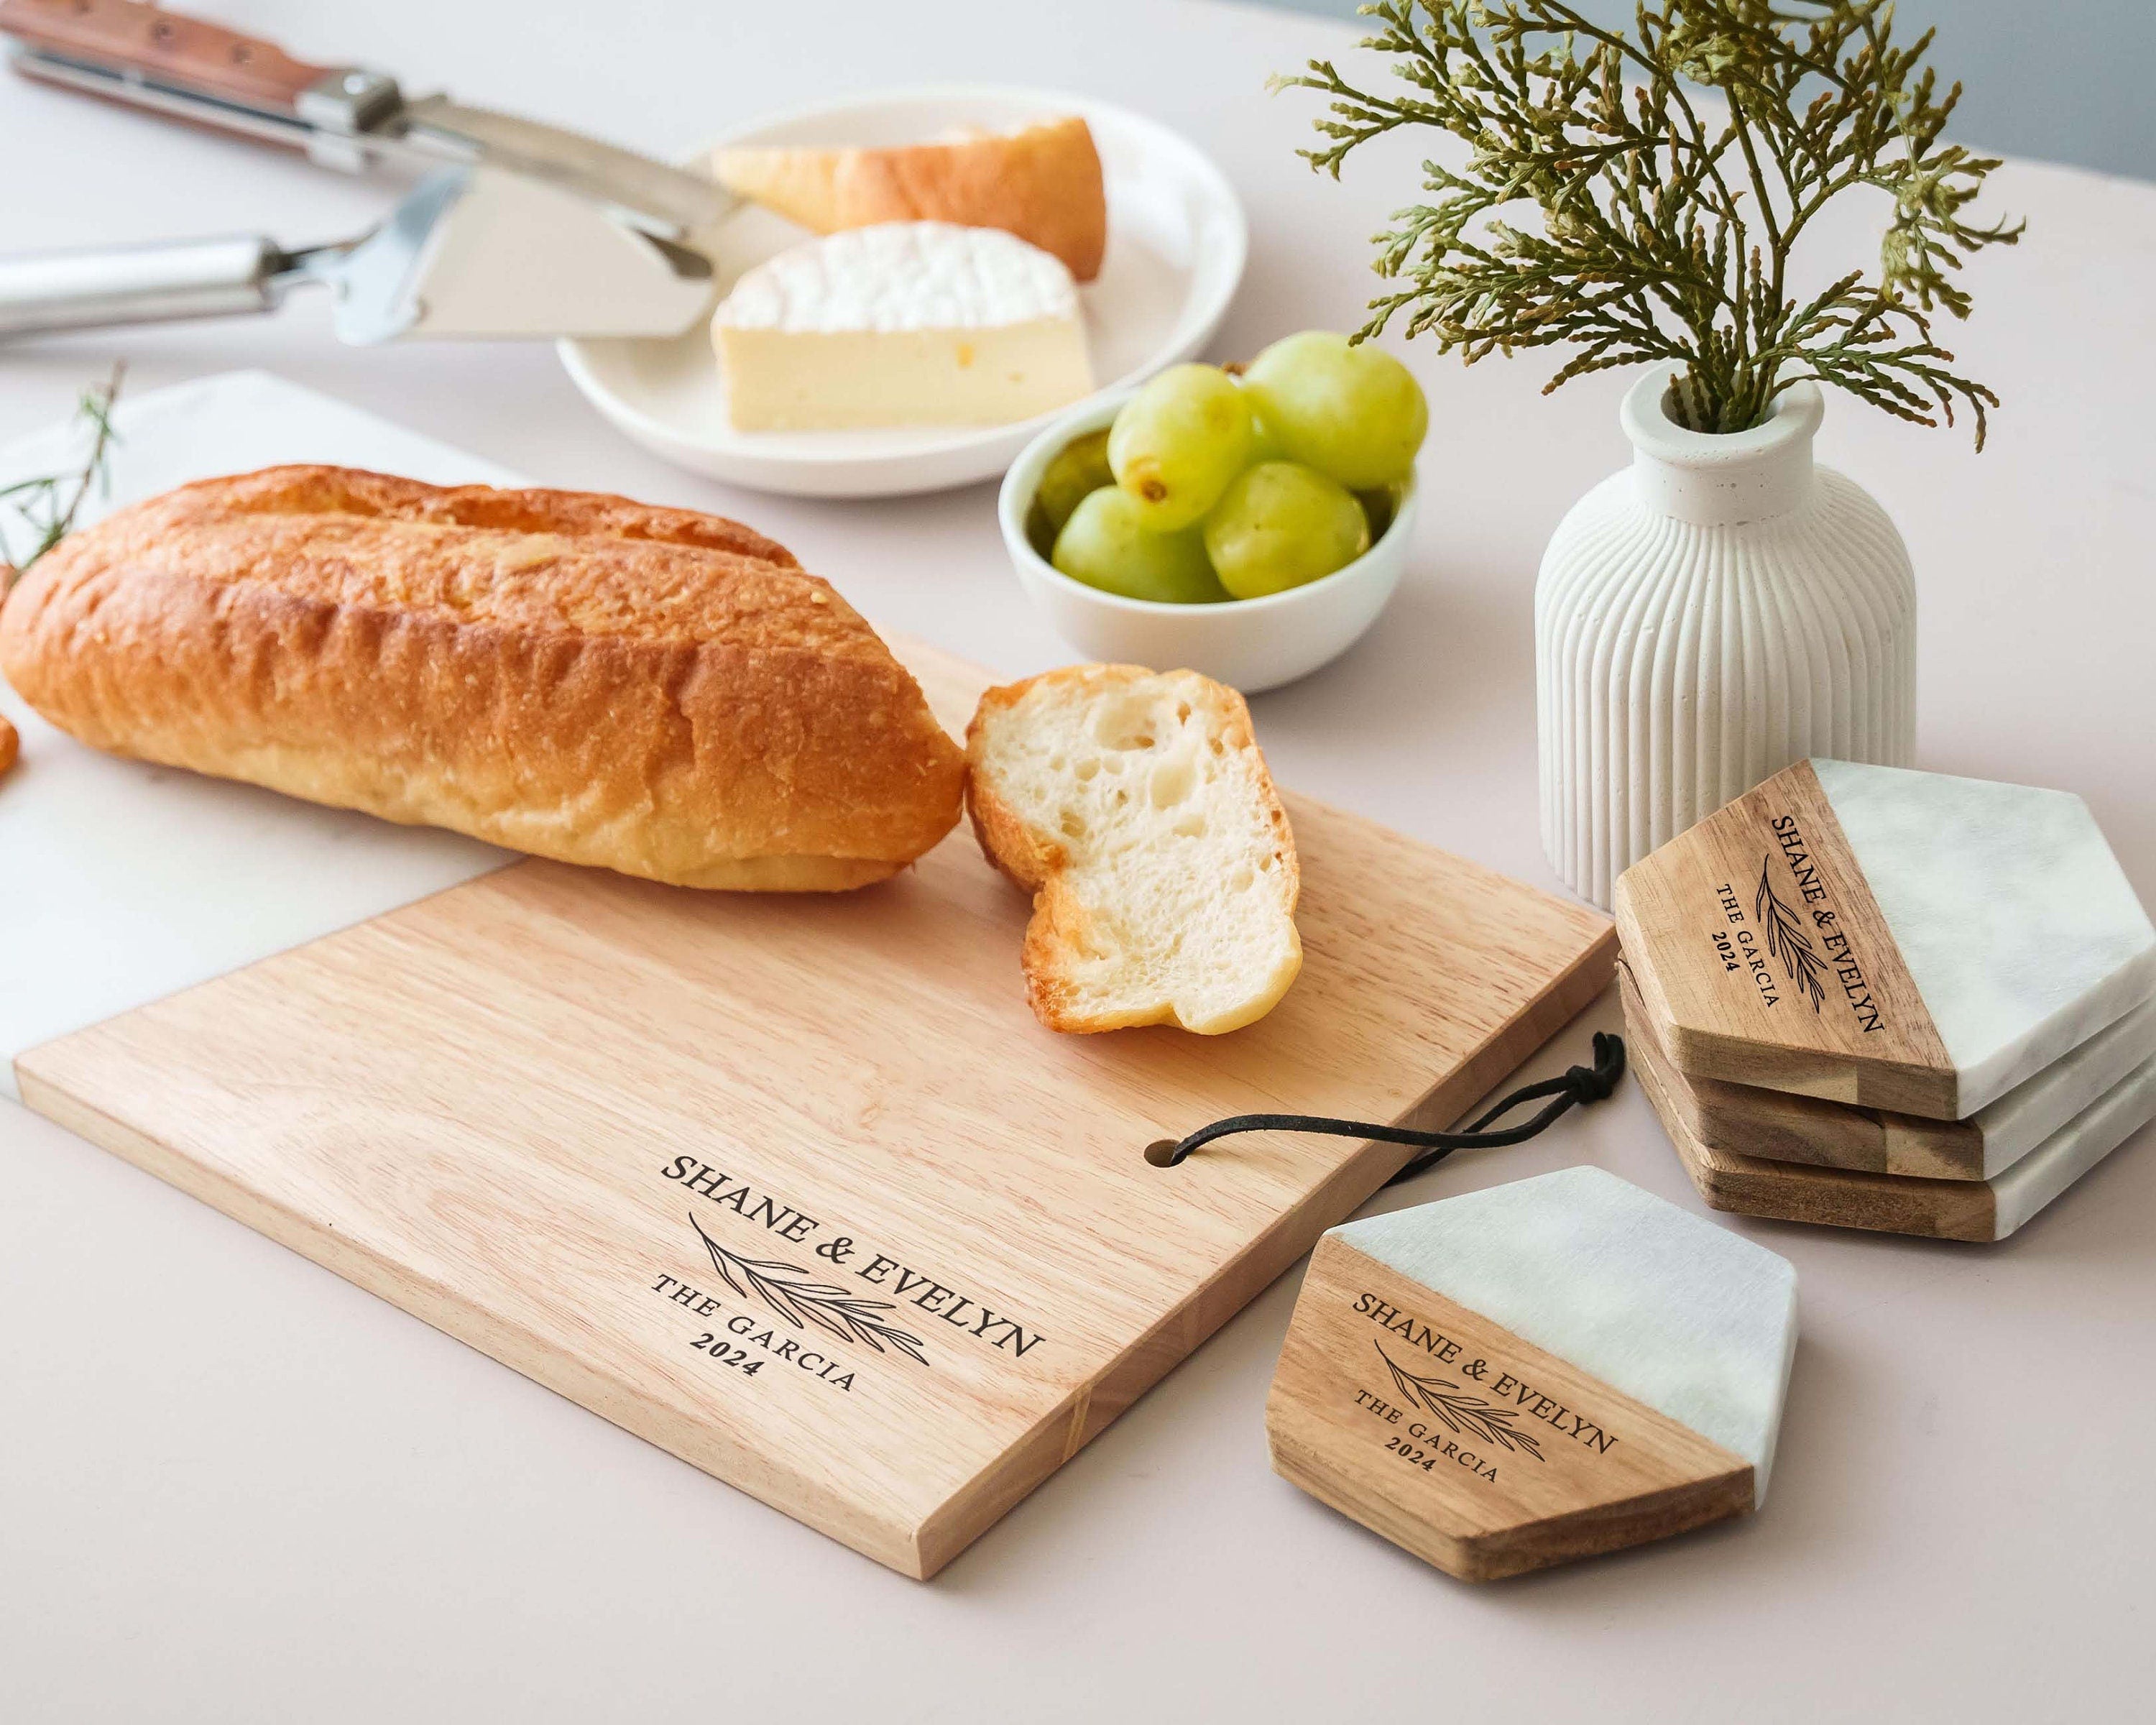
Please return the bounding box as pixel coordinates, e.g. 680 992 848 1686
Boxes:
1143 1031 1627 1187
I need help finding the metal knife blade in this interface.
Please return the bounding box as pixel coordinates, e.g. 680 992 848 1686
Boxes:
387 96 736 242
282 170 472 346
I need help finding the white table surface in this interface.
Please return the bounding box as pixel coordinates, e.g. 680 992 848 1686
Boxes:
4 2 2153 1719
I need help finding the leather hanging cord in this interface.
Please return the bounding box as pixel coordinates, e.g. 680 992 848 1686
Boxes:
1143 1031 1627 1187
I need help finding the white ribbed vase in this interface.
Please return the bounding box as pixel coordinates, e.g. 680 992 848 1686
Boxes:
1537 366 1915 908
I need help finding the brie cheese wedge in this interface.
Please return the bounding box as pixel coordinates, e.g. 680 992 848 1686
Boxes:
711 222 1095 432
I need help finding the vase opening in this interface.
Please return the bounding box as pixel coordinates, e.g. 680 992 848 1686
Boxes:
1621 364 1824 527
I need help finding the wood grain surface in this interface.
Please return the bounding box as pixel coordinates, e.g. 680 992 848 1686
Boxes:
1267 1237 1753 1581
1626 988 1998 1241
1615 758 1958 1116
1616 968 1985 1179
14 638 1616 1580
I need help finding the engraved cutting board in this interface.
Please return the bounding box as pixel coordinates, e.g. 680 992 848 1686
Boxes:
14 640 1614 1580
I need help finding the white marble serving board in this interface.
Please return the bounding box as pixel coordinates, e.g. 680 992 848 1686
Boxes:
0 372 519 1101
1337 1166 1798 1505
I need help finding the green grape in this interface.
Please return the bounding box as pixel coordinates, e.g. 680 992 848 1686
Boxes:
1202 461 1370 599
1355 485 1396 543
1035 428 1112 540
1240 331 1428 490
1106 364 1254 530
1053 486 1231 604
1244 401 1289 465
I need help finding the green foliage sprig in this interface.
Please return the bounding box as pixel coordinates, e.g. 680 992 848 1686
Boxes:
1276 2 2022 443
0 362 125 591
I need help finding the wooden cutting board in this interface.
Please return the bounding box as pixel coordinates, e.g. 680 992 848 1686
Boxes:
14 640 1614 1580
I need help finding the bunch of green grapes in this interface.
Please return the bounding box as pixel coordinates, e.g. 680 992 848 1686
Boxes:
1033 333 1426 604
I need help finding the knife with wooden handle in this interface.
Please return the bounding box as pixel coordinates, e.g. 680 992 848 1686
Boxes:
0 0 733 242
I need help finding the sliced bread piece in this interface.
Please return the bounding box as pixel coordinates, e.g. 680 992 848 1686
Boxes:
966 665 1302 1034
711 116 1107 282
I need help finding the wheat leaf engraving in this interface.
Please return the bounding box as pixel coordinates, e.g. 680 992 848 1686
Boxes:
1376 1343 1545 1460
689 1211 929 1366
1756 856 1828 1011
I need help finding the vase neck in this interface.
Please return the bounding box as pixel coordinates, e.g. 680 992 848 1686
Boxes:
1621 367 1824 526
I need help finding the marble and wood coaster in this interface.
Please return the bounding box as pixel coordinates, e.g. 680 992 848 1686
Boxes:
1619 972 2156 1181
1629 994 2156 1241
1618 758 2156 1120
1267 1167 1796 1581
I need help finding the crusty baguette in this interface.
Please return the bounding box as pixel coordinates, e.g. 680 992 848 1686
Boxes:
0 466 964 890
713 116 1108 282
966 665 1302 1034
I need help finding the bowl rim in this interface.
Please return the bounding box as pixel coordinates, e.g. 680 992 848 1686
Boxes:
998 386 1419 617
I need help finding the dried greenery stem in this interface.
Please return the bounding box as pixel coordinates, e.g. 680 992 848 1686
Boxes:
0 362 126 589
1276 1 2020 443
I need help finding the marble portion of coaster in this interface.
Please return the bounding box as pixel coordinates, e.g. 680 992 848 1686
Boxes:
1812 759 2156 1113
1337 1167 1798 1504
1991 1051 2156 1236
1971 993 2156 1176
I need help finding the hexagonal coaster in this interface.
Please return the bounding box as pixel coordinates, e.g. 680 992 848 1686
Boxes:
1618 970 2156 1181
1617 759 2156 1120
1267 1168 1795 1581
1629 988 2156 1241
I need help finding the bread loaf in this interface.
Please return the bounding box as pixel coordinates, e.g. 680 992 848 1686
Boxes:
966 665 1302 1034
0 466 964 889
712 116 1109 282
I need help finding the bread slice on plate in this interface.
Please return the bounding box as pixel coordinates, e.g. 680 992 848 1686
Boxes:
712 116 1107 282
966 665 1302 1034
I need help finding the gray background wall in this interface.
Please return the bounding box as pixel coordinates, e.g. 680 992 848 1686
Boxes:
1263 0 2155 182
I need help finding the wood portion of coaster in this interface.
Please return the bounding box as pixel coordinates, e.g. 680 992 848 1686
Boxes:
1618 968 1984 1179
1616 758 1957 1116
1628 995 1998 1241
1267 1236 1754 1582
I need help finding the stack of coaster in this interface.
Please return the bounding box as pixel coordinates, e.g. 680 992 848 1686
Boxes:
1268 1167 1797 1581
1617 758 2156 1241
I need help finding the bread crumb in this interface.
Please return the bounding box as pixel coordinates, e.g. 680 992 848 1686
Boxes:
0 714 17 781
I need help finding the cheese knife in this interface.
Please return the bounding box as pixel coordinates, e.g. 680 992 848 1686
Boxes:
0 166 719 341
0 0 733 244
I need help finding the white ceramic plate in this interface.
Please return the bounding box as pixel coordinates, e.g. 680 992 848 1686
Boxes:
557 86 1248 498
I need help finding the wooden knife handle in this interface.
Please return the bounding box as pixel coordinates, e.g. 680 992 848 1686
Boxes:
0 0 329 115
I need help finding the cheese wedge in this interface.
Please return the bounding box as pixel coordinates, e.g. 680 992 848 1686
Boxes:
712 116 1107 281
711 222 1095 432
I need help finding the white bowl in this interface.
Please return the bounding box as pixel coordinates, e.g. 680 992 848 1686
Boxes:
999 394 1416 694
558 86 1248 500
